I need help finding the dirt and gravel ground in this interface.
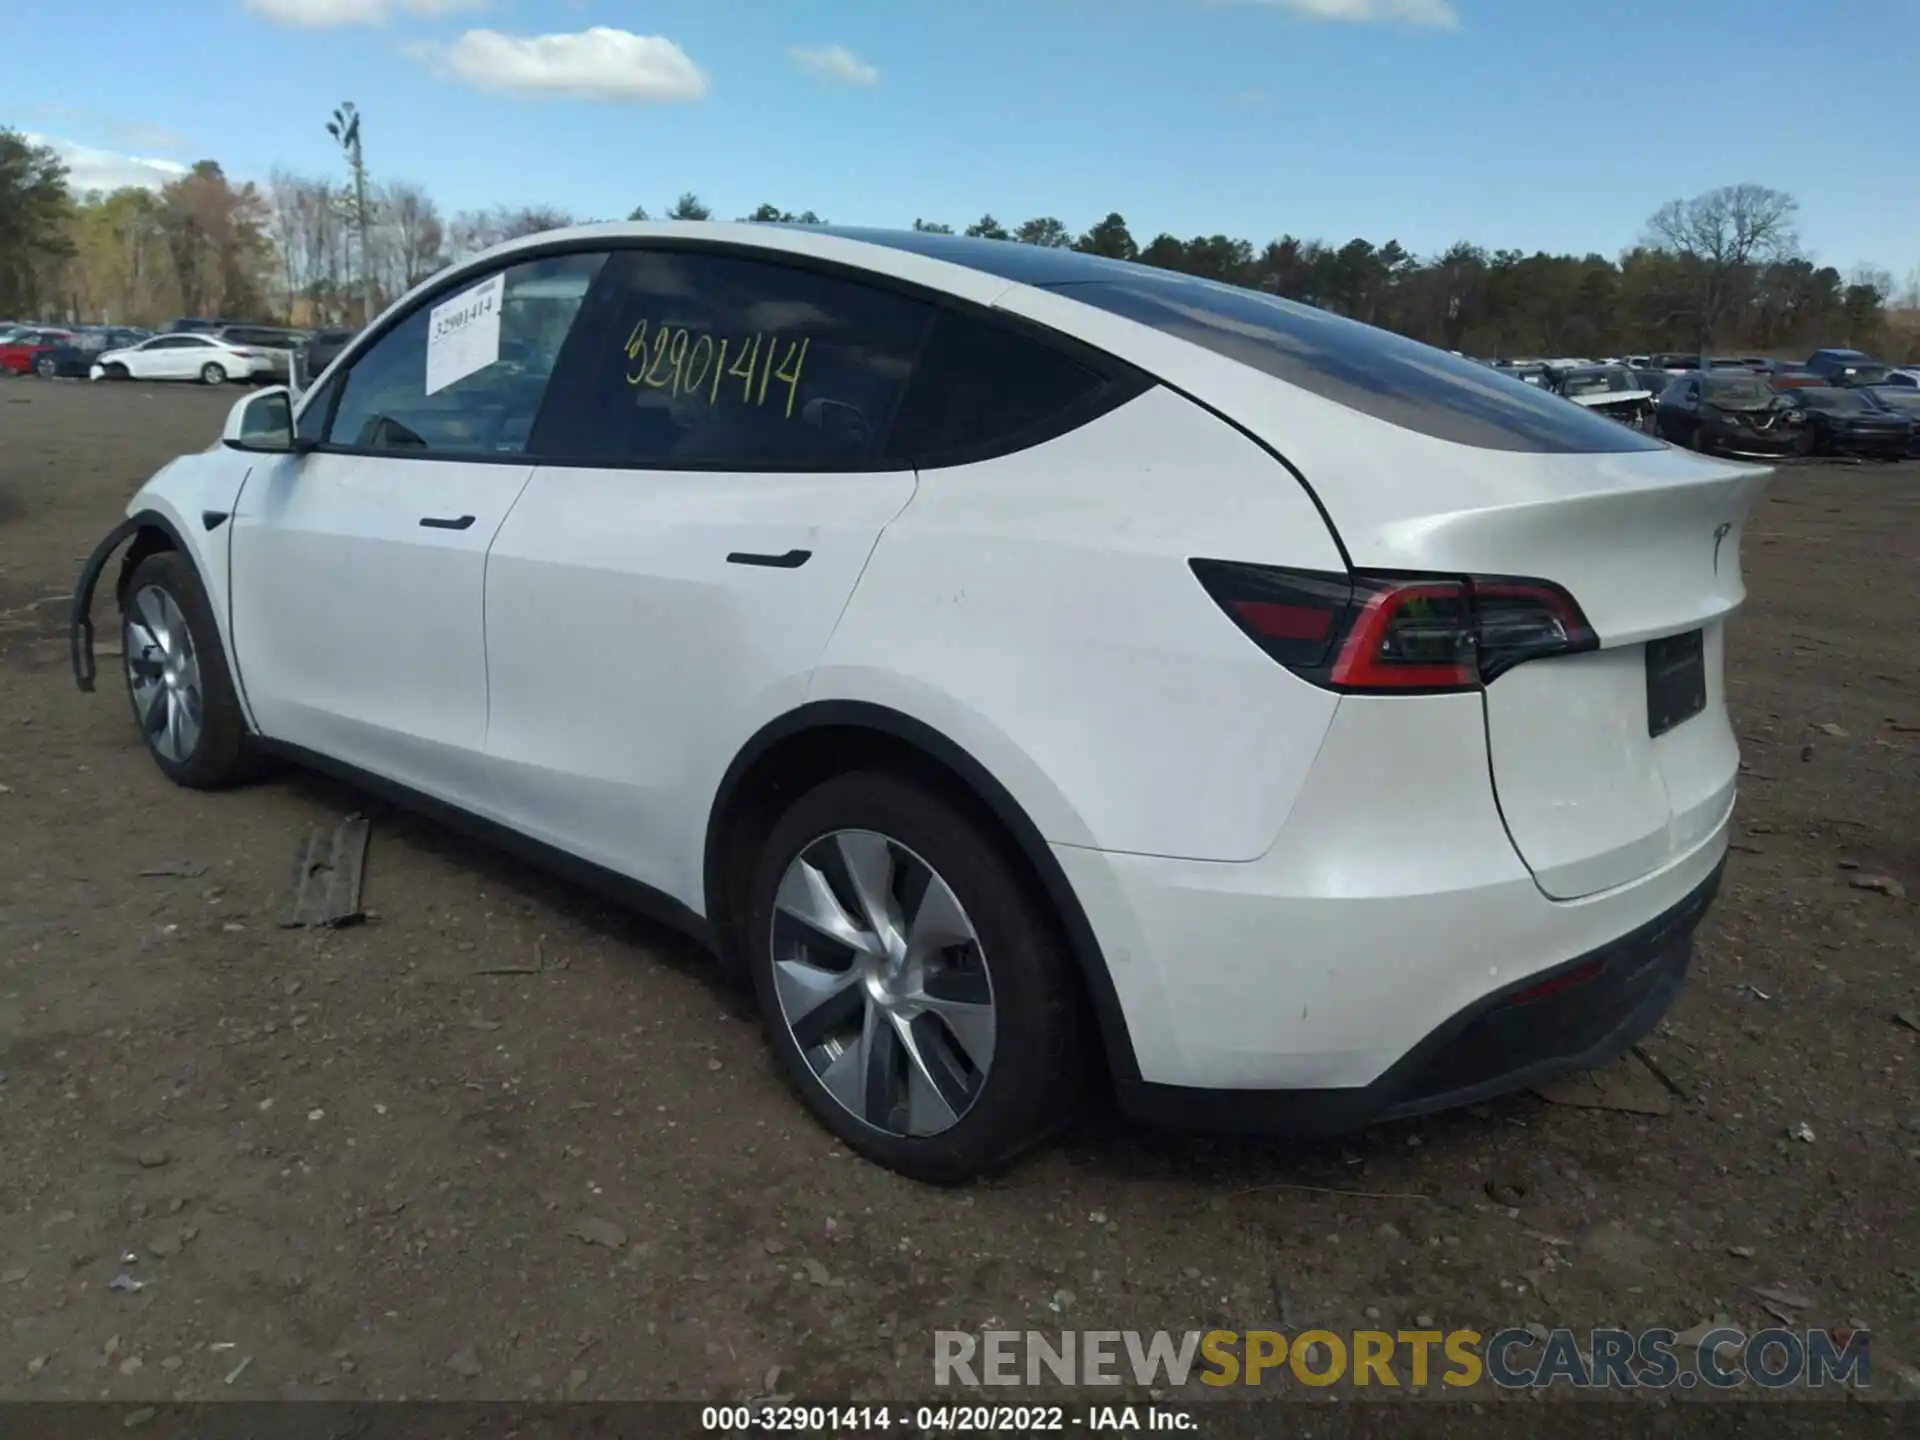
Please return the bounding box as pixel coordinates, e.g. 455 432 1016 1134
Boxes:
0 378 1914 1407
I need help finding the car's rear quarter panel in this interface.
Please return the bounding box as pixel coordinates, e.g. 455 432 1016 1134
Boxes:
813 384 1346 862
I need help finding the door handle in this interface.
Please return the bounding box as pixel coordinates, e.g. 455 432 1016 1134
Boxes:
420 514 476 530
726 548 812 569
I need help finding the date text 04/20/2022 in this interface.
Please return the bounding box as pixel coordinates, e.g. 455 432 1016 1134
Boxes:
699 1403 1194 1432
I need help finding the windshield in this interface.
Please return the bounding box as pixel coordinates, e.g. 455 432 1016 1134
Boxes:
1702 377 1774 406
1838 365 1891 385
1560 367 1637 396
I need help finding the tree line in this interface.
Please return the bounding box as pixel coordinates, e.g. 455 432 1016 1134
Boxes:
3 125 1914 361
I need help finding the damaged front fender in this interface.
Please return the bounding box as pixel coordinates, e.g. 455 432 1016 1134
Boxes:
69 510 193 693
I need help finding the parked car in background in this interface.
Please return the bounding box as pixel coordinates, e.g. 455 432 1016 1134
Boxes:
1880 366 1920 388
1803 348 1889 387
1779 385 1913 458
1654 372 1804 456
1548 363 1656 428
211 324 304 382
295 327 359 389
1631 367 1675 398
0 327 76 375
32 327 152 378
1860 387 1920 455
1757 366 1829 391
91 332 273 385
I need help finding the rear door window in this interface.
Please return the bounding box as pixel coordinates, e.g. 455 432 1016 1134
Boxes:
532 248 931 469
1050 270 1663 454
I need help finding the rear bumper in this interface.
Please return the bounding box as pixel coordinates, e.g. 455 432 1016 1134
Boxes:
1116 860 1720 1135
1053 689 1735 1123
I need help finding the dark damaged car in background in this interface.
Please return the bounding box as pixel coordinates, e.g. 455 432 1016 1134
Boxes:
1653 372 1807 457
1781 386 1916 459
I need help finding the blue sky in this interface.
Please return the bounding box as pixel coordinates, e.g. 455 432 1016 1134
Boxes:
7 0 1917 281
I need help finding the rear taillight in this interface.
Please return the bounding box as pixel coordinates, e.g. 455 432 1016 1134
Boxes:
1190 560 1597 693
230 348 256 358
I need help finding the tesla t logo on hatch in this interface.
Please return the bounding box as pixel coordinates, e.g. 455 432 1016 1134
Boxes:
1712 522 1733 575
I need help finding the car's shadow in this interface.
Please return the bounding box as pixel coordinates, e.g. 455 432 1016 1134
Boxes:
265 762 1531 1189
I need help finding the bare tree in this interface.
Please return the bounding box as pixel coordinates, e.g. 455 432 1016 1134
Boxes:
373 180 446 299
1644 185 1799 351
447 204 575 261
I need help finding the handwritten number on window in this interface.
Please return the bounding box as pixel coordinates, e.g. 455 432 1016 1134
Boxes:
622 319 810 419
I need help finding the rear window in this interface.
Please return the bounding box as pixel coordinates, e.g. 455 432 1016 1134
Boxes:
1798 388 1865 412
1049 272 1661 453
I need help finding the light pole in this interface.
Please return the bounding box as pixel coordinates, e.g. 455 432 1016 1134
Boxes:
326 102 377 326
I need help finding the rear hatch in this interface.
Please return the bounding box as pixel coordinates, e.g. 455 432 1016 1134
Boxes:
1000 271 1773 900
1280 432 1770 901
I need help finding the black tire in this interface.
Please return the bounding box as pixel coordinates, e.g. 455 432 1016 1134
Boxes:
120 550 257 789
744 770 1083 1183
35 355 57 379
103 363 128 381
200 362 227 386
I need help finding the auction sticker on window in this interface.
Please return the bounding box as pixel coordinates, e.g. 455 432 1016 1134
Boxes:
425 273 504 395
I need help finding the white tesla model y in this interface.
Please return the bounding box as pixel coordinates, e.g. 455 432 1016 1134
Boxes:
71 223 1767 1181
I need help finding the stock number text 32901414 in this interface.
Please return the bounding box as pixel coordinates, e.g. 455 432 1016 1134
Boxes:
624 319 812 418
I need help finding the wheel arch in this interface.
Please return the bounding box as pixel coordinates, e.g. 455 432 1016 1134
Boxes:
702 699 1142 1084
69 507 244 718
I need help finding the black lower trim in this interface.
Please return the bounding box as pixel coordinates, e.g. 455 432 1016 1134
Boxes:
255 740 717 949
705 701 1142 1082
1117 857 1725 1136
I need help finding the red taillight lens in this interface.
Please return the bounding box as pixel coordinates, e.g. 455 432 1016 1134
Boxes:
1501 958 1606 1006
1190 560 1597 693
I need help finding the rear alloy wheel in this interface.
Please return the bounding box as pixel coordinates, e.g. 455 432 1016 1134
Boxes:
200 362 227 386
746 771 1082 1183
35 355 57 379
122 551 257 789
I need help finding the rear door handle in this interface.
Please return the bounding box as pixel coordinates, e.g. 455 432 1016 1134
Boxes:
726 548 811 569
420 514 476 530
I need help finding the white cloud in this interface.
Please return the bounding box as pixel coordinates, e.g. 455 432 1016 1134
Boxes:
17 105 185 151
25 133 190 194
415 26 710 101
241 0 487 27
789 43 880 87
1232 0 1459 27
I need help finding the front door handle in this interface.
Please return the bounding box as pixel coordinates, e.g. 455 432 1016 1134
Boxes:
726 548 811 569
420 514 476 530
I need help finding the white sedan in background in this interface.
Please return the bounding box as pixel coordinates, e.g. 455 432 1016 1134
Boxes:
91 333 272 385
